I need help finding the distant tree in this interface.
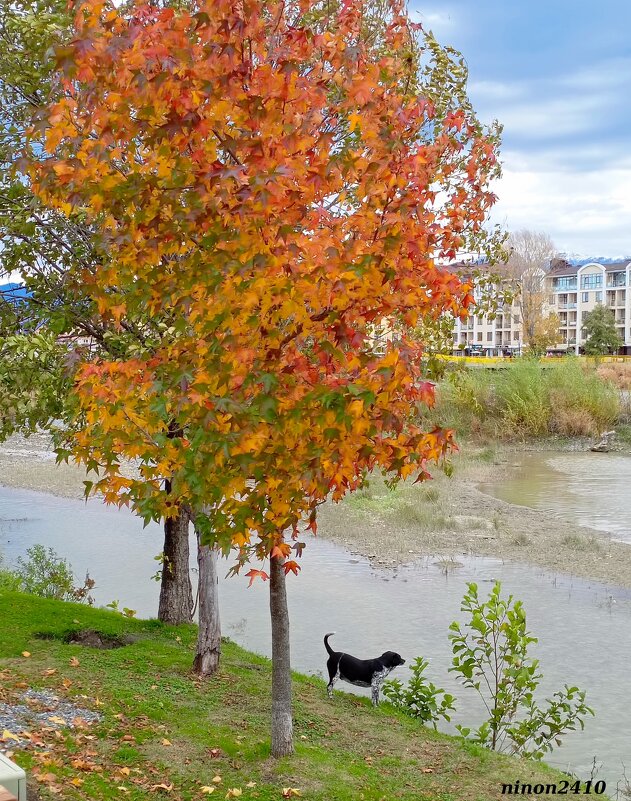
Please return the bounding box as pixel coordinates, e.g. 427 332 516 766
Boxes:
504 230 557 346
582 306 622 356
528 312 561 357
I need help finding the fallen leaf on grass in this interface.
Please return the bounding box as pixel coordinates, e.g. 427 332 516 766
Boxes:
245 782 256 789
21 651 31 658
42 668 57 677
225 790 242 799
282 790 301 799
69 656 80 667
212 776 222 784
1 730 20 742
161 738 172 746
200 788 216 795
421 768 434 774
150 783 173 792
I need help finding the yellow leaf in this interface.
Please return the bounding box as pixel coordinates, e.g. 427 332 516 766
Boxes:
161 738 172 746
69 656 80 667
200 788 216 795
348 112 361 132
1 730 20 742
225 790 242 799
212 776 222 784
21 651 31 658
282 790 302 799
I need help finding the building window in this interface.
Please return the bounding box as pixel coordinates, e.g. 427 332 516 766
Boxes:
581 274 602 289
513 331 519 341
595 291 602 303
487 331 493 341
553 277 577 291
477 332 483 342
582 292 589 303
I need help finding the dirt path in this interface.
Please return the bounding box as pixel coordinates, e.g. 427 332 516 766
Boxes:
2 433 631 590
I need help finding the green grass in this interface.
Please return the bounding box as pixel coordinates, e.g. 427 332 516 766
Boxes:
429 358 621 441
0 592 588 801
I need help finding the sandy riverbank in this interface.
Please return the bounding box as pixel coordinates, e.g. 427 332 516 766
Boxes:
2 432 631 590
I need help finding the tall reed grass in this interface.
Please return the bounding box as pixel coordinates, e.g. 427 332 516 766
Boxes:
430 358 620 440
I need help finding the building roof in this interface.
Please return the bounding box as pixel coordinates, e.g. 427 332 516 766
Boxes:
548 259 630 277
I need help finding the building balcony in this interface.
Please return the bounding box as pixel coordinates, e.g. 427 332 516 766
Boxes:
558 303 577 309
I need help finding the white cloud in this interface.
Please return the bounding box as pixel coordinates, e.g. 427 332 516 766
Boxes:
409 8 456 32
490 159 631 256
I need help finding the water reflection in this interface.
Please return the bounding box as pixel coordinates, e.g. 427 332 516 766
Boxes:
0 484 630 790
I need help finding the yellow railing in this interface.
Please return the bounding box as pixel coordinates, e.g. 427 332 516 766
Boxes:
442 354 631 366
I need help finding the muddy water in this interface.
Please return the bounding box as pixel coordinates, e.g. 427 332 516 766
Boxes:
480 451 631 544
1 484 630 792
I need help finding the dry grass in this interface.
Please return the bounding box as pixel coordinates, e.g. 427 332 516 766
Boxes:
597 362 631 390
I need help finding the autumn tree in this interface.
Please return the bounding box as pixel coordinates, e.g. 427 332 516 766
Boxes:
582 305 622 356
528 312 561 357
30 0 501 756
504 230 557 346
0 0 197 625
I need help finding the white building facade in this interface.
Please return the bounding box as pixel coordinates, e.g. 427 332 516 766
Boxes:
545 260 631 355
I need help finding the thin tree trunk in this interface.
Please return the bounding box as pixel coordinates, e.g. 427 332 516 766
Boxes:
193 531 221 676
158 507 193 625
270 555 293 757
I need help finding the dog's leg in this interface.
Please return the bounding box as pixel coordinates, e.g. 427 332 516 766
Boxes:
371 669 387 706
327 657 340 698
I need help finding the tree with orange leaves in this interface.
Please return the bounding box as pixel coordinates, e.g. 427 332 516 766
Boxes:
29 0 501 756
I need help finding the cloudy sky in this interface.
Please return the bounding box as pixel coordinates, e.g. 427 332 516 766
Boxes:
411 1 631 257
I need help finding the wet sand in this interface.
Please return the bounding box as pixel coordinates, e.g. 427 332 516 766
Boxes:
2 433 631 589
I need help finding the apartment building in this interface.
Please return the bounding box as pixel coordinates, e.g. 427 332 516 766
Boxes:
545 260 631 354
450 264 527 357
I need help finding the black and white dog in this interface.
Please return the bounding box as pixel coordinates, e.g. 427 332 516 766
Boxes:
324 632 405 706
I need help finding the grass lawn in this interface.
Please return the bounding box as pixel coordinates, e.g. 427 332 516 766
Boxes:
0 591 581 800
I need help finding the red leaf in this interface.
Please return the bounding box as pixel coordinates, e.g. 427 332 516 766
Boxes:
245 569 269 587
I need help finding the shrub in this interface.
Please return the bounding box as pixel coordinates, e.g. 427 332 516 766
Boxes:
493 360 550 437
430 357 620 441
382 656 456 728
449 581 593 759
16 545 95 604
0 554 21 592
546 359 619 434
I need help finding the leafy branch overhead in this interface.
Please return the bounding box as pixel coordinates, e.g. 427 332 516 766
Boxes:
28 0 502 567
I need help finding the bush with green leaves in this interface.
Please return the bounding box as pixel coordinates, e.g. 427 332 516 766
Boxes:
382 656 456 728
449 581 593 759
0 554 21 592
15 544 94 604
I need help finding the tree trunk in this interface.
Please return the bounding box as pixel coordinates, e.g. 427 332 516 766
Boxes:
193 533 221 676
158 507 194 625
270 555 294 757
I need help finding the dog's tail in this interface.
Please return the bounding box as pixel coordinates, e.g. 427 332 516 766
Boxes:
324 632 336 656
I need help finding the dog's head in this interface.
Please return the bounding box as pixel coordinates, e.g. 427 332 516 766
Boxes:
381 651 406 668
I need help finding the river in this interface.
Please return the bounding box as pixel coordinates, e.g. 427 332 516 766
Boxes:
2 474 631 792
